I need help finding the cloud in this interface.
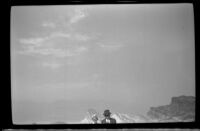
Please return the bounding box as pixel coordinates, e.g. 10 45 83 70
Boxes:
19 46 88 58
48 32 90 42
74 34 90 41
19 31 90 46
69 8 87 24
39 78 98 90
75 46 88 53
49 32 71 39
18 45 89 70
97 42 124 51
42 22 56 28
19 38 45 47
33 48 70 57
42 62 63 69
18 32 90 58
19 32 70 44
17 6 92 60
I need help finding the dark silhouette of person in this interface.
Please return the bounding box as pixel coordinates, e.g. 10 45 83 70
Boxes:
101 109 116 124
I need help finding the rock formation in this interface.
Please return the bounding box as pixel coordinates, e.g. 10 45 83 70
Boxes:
147 95 195 122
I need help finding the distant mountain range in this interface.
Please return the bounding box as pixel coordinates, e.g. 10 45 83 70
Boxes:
80 95 195 123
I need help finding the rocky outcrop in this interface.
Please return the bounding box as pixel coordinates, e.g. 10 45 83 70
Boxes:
147 95 195 122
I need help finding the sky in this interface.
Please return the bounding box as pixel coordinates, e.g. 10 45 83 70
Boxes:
11 4 195 124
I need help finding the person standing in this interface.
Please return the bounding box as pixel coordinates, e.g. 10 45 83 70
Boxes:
91 114 99 124
101 109 116 124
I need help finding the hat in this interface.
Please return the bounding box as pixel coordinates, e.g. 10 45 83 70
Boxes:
103 109 111 116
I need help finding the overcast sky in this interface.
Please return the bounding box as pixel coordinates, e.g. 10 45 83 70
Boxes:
11 4 195 124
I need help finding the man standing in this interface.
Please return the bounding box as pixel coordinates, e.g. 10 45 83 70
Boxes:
101 109 116 124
